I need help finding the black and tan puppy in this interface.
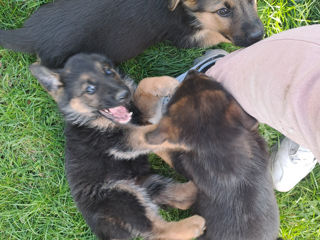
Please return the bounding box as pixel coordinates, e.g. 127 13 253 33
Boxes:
0 0 263 68
144 71 280 240
30 53 205 240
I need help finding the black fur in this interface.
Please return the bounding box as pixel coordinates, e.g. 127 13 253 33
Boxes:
0 0 196 67
65 123 152 239
0 0 263 68
30 54 205 240
148 71 280 240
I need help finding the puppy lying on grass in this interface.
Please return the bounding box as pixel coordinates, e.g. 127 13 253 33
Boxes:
143 71 280 240
0 0 263 68
30 53 205 240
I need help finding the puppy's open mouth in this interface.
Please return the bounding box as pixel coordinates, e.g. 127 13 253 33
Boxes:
99 106 132 124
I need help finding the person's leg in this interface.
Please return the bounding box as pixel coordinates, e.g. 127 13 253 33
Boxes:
206 25 320 161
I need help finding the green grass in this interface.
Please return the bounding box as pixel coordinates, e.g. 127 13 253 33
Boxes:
0 0 319 239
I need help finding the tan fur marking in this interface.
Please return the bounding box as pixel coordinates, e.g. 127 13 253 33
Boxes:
110 181 204 240
114 181 158 215
134 76 179 123
225 100 258 131
79 73 91 81
168 97 188 115
183 0 198 9
50 87 64 102
95 61 109 75
192 12 232 46
168 0 197 11
129 124 189 152
155 150 173 167
153 181 198 210
159 117 181 143
101 180 205 239
194 29 231 46
69 98 92 114
225 101 239 124
89 117 115 130
168 0 179 11
139 95 161 124
223 0 235 8
105 181 158 239
151 215 206 240
200 89 228 105
135 76 179 97
254 0 258 11
104 216 132 234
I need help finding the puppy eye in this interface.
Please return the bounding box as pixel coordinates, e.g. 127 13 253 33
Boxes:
105 69 114 75
217 8 232 17
86 85 96 94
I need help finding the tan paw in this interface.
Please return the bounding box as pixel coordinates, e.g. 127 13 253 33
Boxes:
139 76 179 97
180 215 206 239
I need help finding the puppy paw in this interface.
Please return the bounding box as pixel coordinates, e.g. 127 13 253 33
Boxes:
153 76 179 97
180 215 206 239
139 76 179 97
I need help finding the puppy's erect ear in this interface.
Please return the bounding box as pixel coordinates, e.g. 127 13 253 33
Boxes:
168 0 197 11
240 111 259 131
168 0 181 11
227 100 259 131
30 63 63 100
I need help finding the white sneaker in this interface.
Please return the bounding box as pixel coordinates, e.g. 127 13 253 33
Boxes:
271 137 317 192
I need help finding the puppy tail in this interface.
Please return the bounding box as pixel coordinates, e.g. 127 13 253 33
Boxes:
0 28 35 53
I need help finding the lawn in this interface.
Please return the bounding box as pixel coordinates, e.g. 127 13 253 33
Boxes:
0 0 319 239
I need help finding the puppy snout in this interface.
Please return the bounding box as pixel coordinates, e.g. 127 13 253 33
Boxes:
247 30 264 44
115 89 130 102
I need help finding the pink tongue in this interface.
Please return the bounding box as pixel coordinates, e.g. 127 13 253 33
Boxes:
108 106 131 123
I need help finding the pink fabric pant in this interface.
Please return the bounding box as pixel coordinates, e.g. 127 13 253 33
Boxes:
206 25 320 160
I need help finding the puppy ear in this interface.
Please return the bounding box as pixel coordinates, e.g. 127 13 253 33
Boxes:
240 111 259 131
168 0 181 11
30 63 63 99
169 0 198 11
227 101 259 131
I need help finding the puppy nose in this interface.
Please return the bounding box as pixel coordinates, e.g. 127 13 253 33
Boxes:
248 30 264 44
115 89 130 102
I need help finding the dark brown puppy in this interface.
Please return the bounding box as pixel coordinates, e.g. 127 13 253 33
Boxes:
30 53 205 240
0 0 263 68
145 71 280 240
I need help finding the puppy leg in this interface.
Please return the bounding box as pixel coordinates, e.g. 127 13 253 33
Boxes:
151 215 206 240
109 124 188 161
137 178 205 240
134 76 179 123
141 175 198 210
89 179 204 240
99 179 204 240
154 152 198 209
153 181 198 210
